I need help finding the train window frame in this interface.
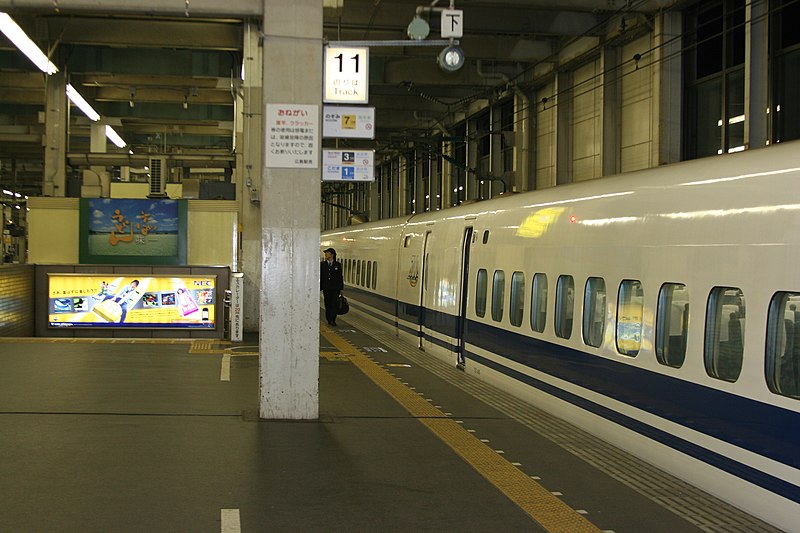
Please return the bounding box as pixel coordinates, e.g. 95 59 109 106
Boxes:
765 291 800 399
355 260 361 286
476 269 488 318
655 283 689 368
616 280 644 357
509 271 525 327
492 270 506 322
372 262 377 289
704 286 746 382
555 275 574 339
366 261 372 288
530 273 548 333
582 277 606 348
483 230 490 244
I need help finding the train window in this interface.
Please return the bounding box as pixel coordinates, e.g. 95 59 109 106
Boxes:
766 292 800 399
583 277 606 348
530 273 548 333
492 270 506 322
361 260 367 287
656 283 689 368
404 235 412 248
476 269 488 318
483 230 490 244
345 259 350 283
372 262 377 289
366 261 372 288
355 260 361 286
510 272 525 327
704 287 746 382
616 280 644 357
555 275 574 339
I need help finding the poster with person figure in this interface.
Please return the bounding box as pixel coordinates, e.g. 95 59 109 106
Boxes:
47 274 215 329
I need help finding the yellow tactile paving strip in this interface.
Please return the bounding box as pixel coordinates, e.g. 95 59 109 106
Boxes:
319 324 601 533
0 337 193 344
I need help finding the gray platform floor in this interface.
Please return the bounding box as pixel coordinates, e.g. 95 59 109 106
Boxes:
0 315 783 533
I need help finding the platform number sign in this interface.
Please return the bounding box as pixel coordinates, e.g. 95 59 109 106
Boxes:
324 46 369 104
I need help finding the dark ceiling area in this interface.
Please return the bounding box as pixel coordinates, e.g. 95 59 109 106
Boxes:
0 0 673 196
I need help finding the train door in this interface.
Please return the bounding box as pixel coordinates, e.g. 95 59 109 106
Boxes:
418 230 432 349
456 226 474 370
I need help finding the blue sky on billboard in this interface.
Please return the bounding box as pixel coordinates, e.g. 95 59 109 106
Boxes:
88 199 179 233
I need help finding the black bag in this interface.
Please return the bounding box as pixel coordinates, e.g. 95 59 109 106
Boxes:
336 293 350 315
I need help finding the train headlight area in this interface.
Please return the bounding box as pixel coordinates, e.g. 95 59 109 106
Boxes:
0 315 779 532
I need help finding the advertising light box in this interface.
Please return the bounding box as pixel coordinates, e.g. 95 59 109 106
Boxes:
48 274 216 329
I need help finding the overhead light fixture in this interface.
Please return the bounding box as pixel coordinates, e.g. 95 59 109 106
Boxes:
66 83 100 121
437 44 465 72
0 12 59 74
105 125 126 148
407 16 430 40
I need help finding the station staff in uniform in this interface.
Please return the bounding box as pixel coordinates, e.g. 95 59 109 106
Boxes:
321 247 344 326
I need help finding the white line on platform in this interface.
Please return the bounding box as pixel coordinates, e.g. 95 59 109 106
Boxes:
220 353 231 381
221 508 241 533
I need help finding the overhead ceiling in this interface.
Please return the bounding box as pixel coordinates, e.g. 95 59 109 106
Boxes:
0 0 676 196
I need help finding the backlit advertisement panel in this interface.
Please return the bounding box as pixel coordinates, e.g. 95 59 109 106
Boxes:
48 274 215 329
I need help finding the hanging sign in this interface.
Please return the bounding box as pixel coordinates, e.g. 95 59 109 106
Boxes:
322 105 375 139
324 47 369 104
441 9 464 38
322 149 374 182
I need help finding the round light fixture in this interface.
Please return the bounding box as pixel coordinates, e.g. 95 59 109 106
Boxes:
407 16 430 40
437 45 465 72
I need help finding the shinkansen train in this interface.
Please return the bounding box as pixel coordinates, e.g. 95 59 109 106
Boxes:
321 142 800 531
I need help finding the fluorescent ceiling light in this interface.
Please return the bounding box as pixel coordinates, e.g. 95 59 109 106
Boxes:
66 83 100 121
105 125 127 148
0 12 59 74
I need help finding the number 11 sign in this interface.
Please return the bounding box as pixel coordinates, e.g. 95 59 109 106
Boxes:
324 46 369 104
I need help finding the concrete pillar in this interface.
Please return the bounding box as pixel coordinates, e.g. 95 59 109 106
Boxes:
514 88 532 192
237 20 264 332
555 71 573 185
259 0 322 420
745 0 769 148
368 170 380 220
86 122 110 197
653 11 682 165
43 71 67 197
601 46 621 177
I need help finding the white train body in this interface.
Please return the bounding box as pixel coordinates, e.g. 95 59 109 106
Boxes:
321 142 800 531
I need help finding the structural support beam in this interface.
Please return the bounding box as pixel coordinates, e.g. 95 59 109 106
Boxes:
745 0 769 149
43 72 66 197
259 0 322 420
0 0 262 17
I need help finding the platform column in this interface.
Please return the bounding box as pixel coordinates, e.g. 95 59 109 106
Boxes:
43 71 66 197
259 0 322 420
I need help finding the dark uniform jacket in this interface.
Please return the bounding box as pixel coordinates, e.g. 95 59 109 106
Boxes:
320 260 344 292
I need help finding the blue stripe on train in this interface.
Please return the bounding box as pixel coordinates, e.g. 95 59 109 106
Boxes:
468 348 800 504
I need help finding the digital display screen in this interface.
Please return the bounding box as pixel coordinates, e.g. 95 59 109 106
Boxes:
48 274 216 329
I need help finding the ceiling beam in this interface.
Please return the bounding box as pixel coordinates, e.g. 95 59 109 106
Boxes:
0 0 262 17
45 17 242 51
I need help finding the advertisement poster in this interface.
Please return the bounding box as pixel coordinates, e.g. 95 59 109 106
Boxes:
48 274 215 329
79 199 187 265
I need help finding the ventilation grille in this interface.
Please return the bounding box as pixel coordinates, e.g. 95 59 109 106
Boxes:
148 157 168 198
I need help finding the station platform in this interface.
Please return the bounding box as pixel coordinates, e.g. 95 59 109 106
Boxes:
0 312 783 532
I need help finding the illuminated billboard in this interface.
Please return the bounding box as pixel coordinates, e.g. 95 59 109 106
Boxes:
48 274 215 329
79 199 188 265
